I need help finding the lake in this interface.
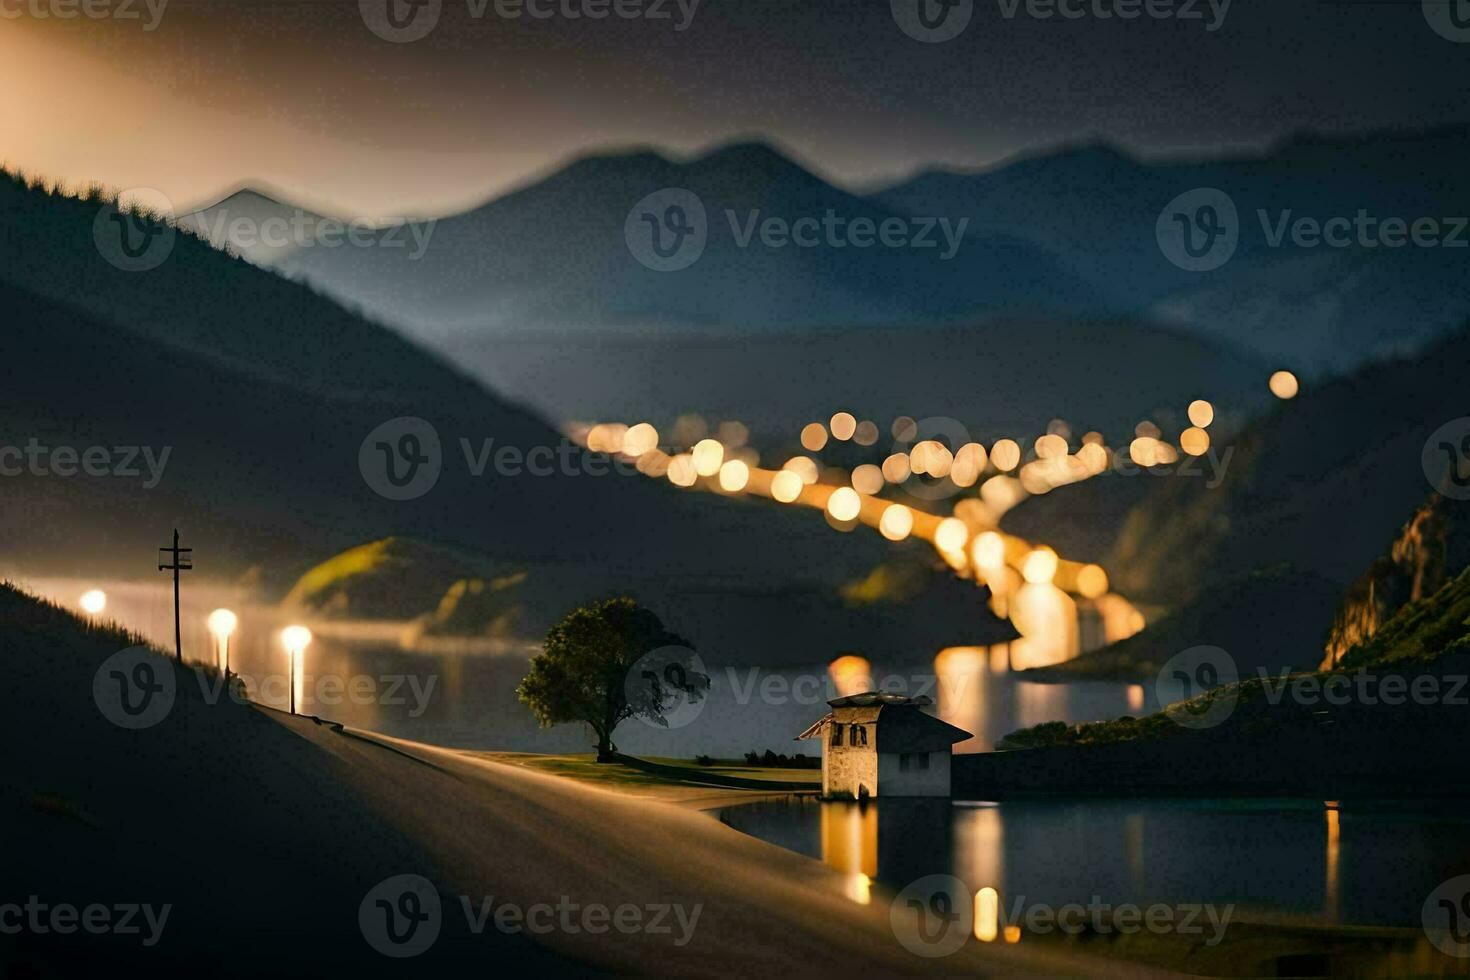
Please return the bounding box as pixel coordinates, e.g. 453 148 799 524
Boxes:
21 576 1152 756
717 795 1470 928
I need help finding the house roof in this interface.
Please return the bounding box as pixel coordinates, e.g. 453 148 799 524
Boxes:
794 691 973 750
874 706 972 753
827 692 932 708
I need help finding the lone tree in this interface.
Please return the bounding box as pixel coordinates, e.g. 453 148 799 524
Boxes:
517 597 707 762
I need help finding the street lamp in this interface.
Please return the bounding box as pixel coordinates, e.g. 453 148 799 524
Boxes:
80 589 107 616
281 625 312 715
207 608 238 679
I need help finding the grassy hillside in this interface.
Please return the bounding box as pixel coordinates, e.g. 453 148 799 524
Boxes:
0 173 887 596
1106 323 1470 607
0 582 566 977
1338 568 1470 669
1000 564 1470 753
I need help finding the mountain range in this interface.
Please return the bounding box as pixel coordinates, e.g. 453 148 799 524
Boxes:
185 125 1470 434
0 173 890 606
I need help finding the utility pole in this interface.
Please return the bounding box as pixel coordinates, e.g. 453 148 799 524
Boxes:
158 529 193 664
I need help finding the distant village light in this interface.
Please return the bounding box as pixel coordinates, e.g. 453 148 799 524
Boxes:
975 887 1000 942
1269 370 1300 400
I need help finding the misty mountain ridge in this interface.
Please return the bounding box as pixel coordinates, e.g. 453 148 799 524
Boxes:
0 170 891 603
191 137 1099 343
186 125 1470 383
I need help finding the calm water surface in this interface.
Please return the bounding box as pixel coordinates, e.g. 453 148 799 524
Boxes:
718 796 1470 926
25 577 1152 756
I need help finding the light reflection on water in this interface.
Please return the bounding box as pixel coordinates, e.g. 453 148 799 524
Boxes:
720 796 1470 928
23 576 1147 755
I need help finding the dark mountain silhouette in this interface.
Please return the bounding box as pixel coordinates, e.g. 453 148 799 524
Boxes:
437 317 1272 442
1103 322 1470 609
183 128 1469 433
0 173 888 598
878 125 1470 374
195 127 1470 380
197 141 1099 339
992 319 1470 681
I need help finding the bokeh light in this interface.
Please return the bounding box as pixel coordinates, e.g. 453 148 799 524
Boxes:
951 443 987 487
879 504 914 541
881 452 911 484
990 439 1021 472
622 422 659 457
851 464 884 495
771 469 803 502
718 459 750 492
667 454 697 487
1129 436 1160 467
827 486 862 521
1035 434 1068 459
1180 426 1210 456
1269 370 1299 399
1022 547 1059 585
800 422 829 451
783 455 820 485
830 412 857 441
1187 400 1215 428
692 438 725 477
1076 564 1109 599
971 531 1005 571
934 517 969 554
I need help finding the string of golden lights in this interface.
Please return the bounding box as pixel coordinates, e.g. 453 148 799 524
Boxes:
572 369 1300 656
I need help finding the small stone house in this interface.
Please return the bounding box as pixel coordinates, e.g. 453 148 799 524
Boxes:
796 692 972 798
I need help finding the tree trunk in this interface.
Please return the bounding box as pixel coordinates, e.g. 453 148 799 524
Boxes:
593 722 617 763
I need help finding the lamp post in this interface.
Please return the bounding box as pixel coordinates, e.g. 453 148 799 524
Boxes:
282 626 312 715
207 609 238 680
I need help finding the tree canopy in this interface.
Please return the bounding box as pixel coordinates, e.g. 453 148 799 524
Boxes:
517 597 706 761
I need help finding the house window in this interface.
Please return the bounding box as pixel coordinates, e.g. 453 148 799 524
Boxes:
848 725 867 748
830 723 845 746
916 752 930 770
899 752 931 771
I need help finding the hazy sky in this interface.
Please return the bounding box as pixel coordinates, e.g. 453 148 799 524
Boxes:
4 0 1466 219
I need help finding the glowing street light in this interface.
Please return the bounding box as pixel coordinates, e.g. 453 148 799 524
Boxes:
79 590 107 616
281 625 312 715
207 609 238 679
